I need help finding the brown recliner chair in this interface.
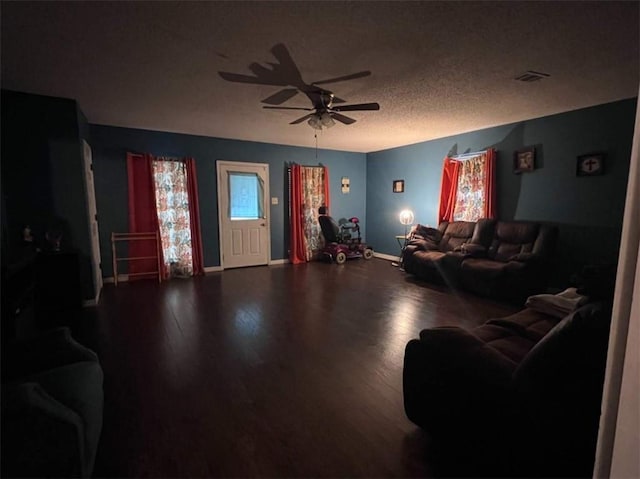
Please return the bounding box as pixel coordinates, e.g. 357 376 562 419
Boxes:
459 221 558 303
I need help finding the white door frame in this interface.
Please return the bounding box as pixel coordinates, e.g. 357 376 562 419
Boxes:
216 160 271 269
82 139 103 304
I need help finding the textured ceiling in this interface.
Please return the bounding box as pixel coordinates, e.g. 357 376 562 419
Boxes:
2 1 638 153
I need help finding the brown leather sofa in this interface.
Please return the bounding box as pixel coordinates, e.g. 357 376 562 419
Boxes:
402 219 558 303
403 300 611 477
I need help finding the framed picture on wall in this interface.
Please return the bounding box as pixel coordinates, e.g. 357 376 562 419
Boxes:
576 153 605 176
513 147 535 174
393 179 404 193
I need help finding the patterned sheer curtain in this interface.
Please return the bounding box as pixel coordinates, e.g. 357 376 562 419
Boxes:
289 165 330 263
301 167 328 260
152 159 194 277
453 154 487 221
445 148 496 222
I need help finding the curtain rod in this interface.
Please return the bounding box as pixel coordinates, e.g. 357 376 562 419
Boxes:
287 164 325 169
450 150 488 160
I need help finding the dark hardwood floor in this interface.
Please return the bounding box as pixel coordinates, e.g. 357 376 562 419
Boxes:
75 258 519 478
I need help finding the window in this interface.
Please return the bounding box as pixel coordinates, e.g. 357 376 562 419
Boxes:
229 172 263 220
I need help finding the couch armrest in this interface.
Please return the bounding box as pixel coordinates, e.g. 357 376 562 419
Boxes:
2 328 98 381
417 326 517 378
508 252 538 263
403 327 516 433
1 381 85 477
455 243 487 257
408 237 439 251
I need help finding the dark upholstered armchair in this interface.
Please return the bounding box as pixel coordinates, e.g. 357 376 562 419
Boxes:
1 327 104 478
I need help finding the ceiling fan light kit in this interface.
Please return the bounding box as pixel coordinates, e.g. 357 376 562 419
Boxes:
308 112 336 130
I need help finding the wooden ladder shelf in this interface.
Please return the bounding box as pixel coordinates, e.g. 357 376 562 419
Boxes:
111 232 162 286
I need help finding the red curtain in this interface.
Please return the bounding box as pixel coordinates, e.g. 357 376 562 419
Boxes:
323 166 330 212
289 164 307 264
438 158 460 223
185 158 204 275
126 152 164 280
484 148 497 218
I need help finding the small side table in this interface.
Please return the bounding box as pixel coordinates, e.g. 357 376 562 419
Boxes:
393 234 411 268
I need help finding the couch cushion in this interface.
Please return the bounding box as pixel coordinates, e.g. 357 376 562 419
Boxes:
412 250 446 262
472 323 538 363
485 308 562 342
489 222 540 261
461 257 526 277
439 221 476 252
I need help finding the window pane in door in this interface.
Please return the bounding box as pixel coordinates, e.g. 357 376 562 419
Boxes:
229 172 264 220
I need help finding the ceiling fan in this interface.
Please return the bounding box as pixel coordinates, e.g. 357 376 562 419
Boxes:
219 43 380 129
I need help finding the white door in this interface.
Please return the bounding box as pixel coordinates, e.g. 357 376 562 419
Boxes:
82 140 103 301
217 161 270 269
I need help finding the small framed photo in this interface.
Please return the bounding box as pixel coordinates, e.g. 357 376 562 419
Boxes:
576 153 605 176
392 179 404 193
514 147 535 174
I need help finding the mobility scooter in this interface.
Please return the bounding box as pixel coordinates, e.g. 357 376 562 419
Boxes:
318 207 374 264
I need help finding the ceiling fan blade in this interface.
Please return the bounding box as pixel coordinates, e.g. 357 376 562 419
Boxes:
290 114 315 125
312 71 372 86
332 102 380 112
263 106 313 111
261 89 300 105
330 112 357 125
331 96 347 104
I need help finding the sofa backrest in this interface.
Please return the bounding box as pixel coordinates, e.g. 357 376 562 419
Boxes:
470 218 496 248
487 221 557 261
437 221 476 252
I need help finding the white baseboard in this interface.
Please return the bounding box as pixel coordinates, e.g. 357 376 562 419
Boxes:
269 258 289 265
373 252 400 262
103 274 129 284
82 285 102 307
105 260 294 281
205 260 288 272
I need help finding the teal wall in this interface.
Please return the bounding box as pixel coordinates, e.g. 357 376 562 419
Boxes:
89 125 367 276
366 98 637 286
3 88 635 291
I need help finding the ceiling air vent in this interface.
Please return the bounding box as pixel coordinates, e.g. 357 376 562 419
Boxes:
515 70 550 82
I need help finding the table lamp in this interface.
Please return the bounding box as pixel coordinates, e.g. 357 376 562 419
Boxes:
399 209 415 239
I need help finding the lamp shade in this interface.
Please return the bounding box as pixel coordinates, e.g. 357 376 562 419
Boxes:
320 112 335 128
308 115 322 130
399 209 414 225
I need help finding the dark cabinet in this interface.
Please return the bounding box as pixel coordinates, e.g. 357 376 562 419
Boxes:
35 251 82 326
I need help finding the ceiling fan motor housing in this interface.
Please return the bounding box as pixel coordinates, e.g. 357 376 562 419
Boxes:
320 91 335 108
